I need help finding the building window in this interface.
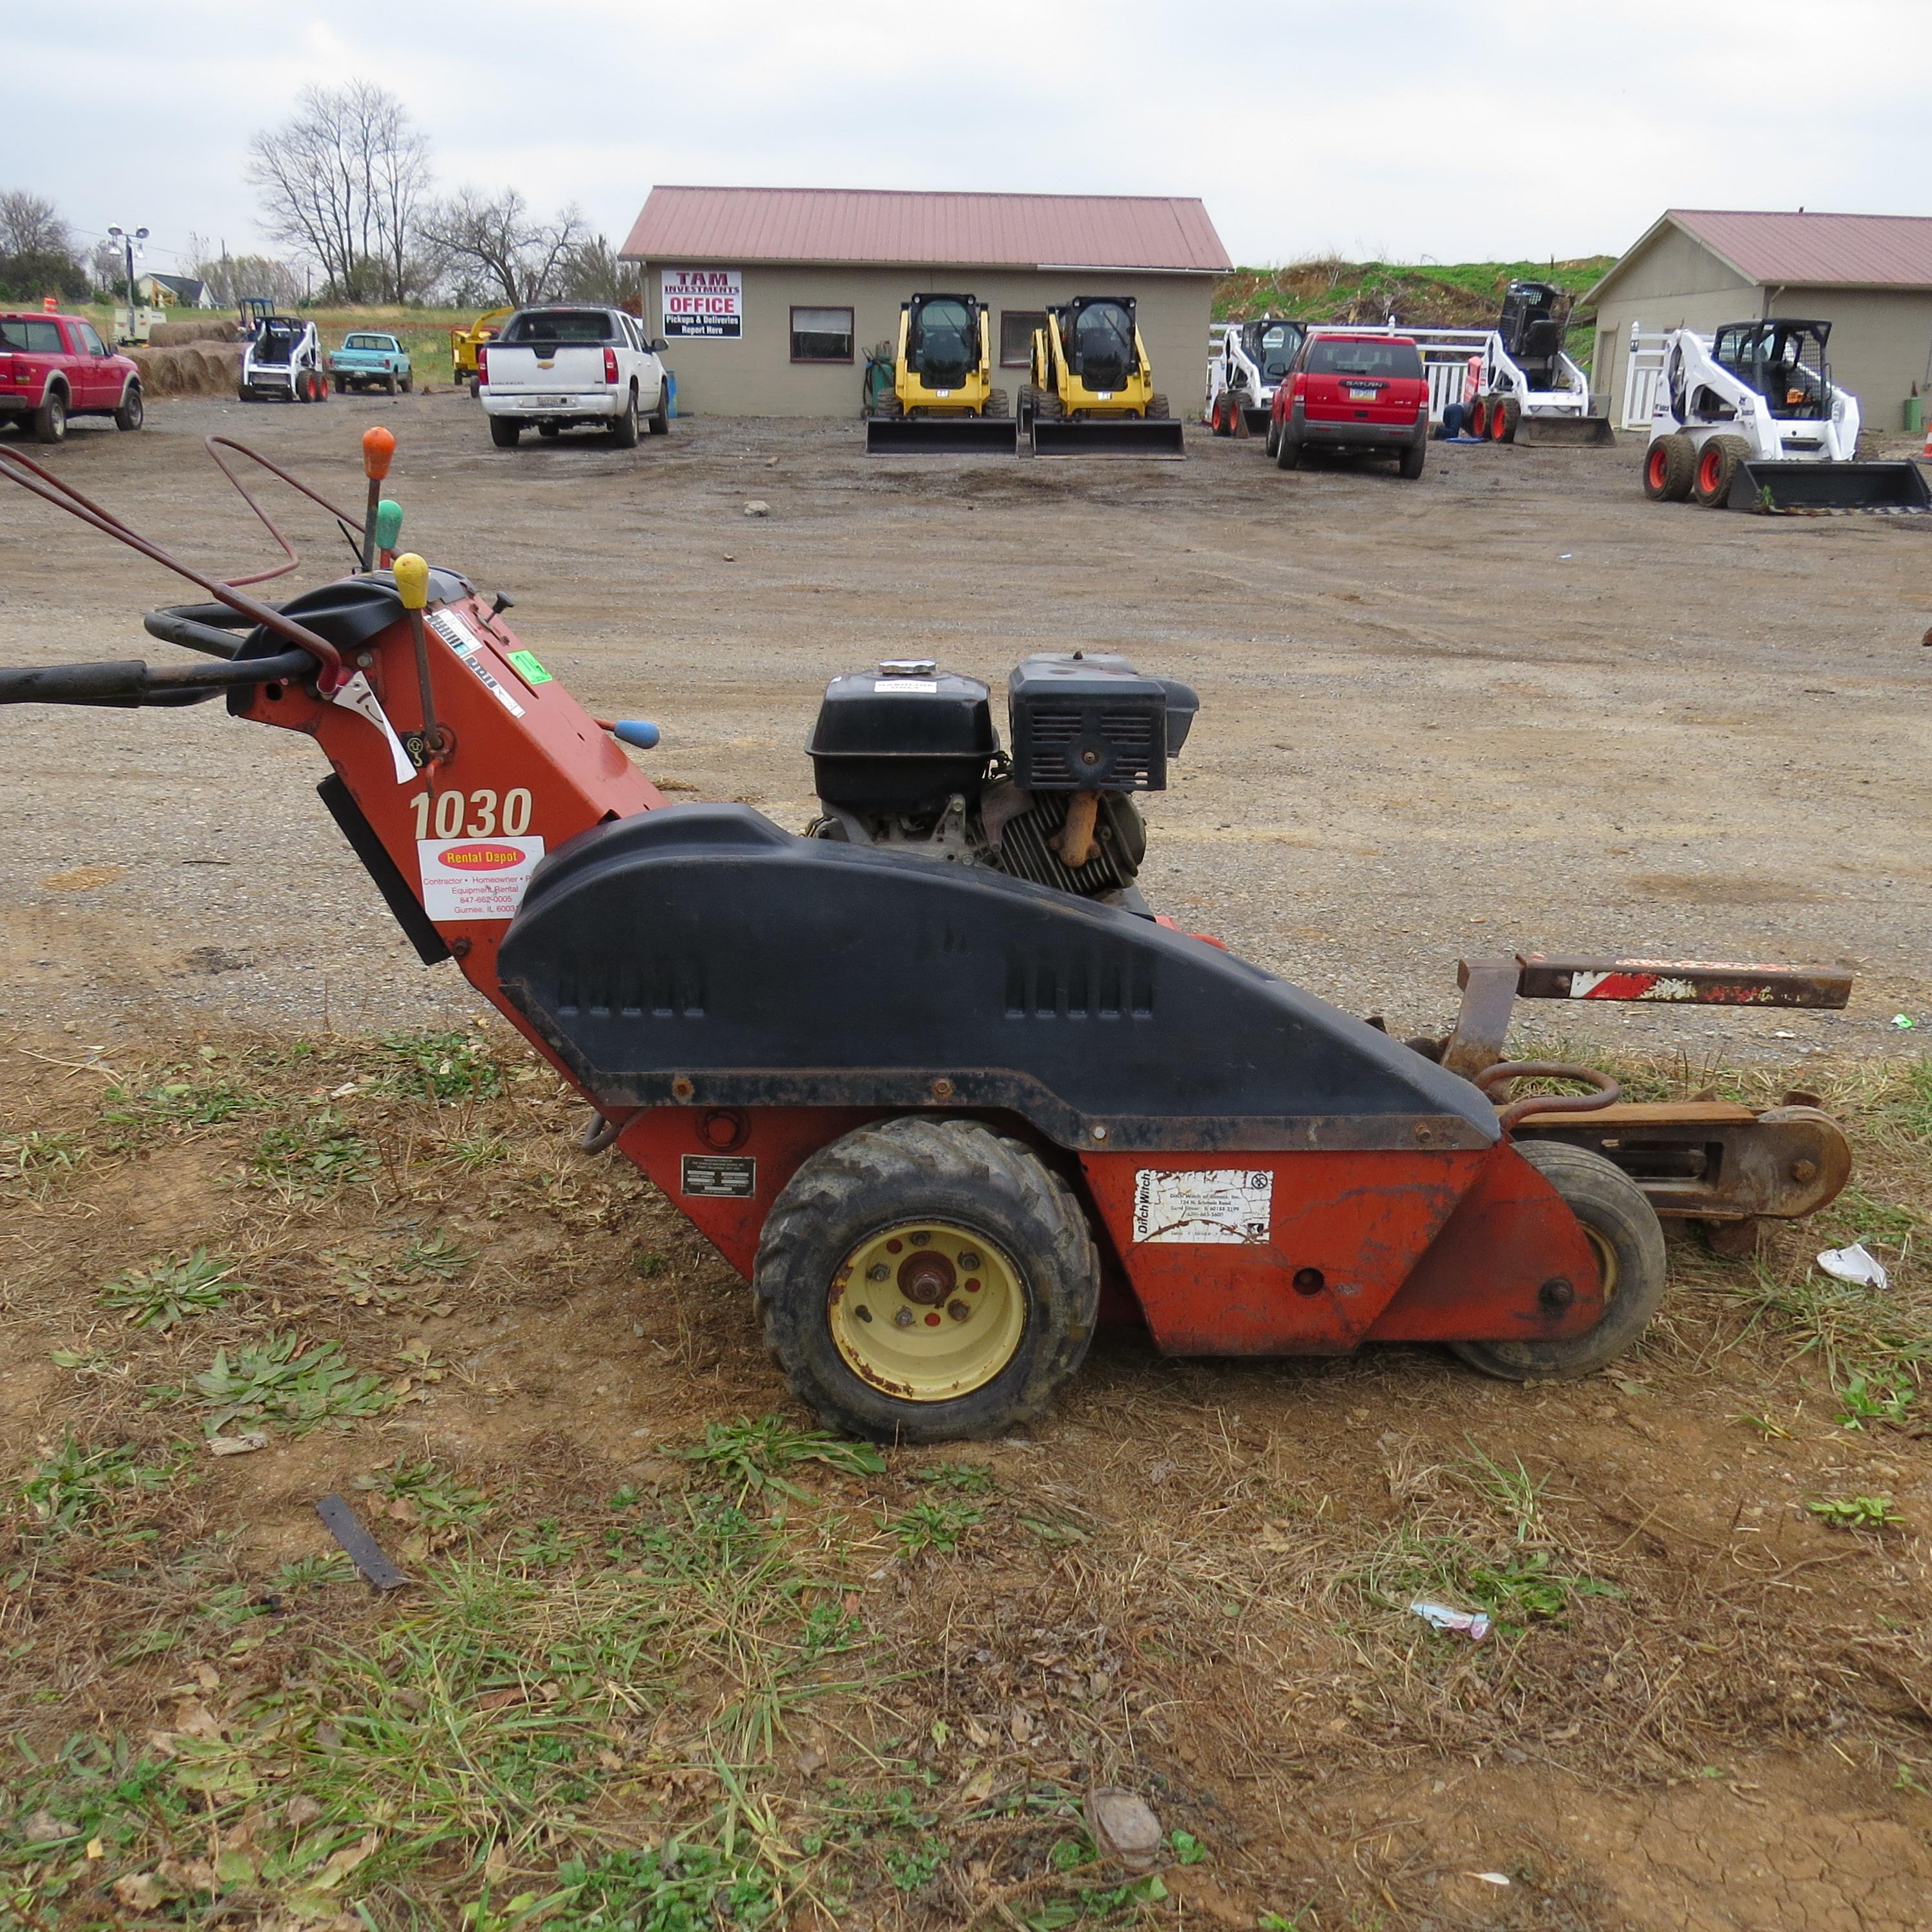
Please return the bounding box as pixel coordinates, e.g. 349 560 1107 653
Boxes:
1001 310 1045 367
790 307 854 363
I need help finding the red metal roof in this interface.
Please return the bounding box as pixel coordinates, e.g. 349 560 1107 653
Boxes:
620 187 1230 273
1659 209 1932 288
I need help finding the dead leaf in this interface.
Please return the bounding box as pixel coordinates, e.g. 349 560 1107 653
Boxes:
41 864 127 892
112 1873 165 1909
313 1831 380 1889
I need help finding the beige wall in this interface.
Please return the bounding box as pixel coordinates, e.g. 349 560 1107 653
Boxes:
1766 289 1932 431
633 261 1216 418
1588 223 1932 430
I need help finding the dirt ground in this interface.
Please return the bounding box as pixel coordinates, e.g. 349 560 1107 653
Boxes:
2 393 1929 1051
3 396 1932 1929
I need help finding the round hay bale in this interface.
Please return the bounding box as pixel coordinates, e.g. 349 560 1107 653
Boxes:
148 317 239 347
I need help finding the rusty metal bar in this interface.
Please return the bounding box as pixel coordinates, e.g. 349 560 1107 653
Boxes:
1514 954 1851 1009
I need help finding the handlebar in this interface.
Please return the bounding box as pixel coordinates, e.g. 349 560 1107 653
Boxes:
0 646 320 709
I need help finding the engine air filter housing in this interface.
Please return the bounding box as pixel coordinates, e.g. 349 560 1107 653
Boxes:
1007 653 1197 792
808 661 996 814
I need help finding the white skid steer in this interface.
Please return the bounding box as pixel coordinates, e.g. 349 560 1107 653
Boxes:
1641 319 1931 515
1465 281 1613 446
1205 318 1306 438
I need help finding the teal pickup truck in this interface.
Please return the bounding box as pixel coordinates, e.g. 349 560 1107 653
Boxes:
327 332 413 395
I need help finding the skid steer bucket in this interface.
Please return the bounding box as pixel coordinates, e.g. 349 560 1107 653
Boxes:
1516 413 1616 447
1727 458 1932 515
1031 416 1187 459
865 415 1020 456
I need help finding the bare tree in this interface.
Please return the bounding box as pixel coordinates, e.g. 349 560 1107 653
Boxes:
185 234 303 309
247 83 430 302
421 190 590 307
0 190 73 258
555 234 644 308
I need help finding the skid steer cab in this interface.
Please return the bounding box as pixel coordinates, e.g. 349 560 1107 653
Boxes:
0 431 1858 1444
1020 296 1184 457
864 294 1018 455
1641 319 1931 515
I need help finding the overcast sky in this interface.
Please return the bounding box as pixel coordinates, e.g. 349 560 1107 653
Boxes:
10 0 1928 279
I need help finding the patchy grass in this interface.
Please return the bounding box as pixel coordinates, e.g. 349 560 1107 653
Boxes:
14 1434 185 1541
376 1027 508 1103
250 1109 380 1195
6 1030 1932 1924
881 1495 985 1559
675 1416 887 1501
165 1333 395 1436
101 1249 251 1331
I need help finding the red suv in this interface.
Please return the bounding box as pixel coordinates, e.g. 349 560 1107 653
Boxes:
1269 331 1428 478
0 310 143 444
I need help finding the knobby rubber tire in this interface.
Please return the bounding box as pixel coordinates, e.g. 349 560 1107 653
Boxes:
1492 398 1520 442
1643 433 1695 502
1450 1140 1667 1382
752 1116 1100 1443
1692 434 1750 509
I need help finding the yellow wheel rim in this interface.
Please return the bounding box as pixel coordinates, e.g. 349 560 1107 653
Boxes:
828 1221 1027 1402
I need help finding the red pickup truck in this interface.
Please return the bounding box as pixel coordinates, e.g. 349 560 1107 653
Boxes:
0 310 143 444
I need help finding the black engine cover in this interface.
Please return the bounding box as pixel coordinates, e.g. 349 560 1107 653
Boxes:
495 805 1495 1154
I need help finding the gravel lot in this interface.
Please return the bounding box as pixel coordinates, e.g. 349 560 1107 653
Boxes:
3 391 1929 1060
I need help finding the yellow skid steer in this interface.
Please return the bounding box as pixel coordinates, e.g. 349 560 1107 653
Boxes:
1020 296 1184 457
865 294 1018 454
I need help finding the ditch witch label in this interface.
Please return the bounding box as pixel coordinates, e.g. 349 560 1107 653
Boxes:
661 268 743 339
1131 1168 1273 1244
416 838 545 921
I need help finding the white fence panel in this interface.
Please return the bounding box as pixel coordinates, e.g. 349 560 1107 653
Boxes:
1622 325 1667 429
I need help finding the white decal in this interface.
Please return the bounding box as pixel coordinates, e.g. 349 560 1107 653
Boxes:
427 608 526 717
330 671 415 783
1131 1169 1273 1245
416 836 545 921
661 267 743 340
872 679 939 694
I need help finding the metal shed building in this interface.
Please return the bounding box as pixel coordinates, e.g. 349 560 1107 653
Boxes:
1583 210 1932 435
619 186 1231 418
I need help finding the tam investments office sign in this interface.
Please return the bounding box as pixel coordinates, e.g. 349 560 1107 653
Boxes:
661 269 742 339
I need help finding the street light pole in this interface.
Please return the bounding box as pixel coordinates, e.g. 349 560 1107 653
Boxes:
106 225 150 342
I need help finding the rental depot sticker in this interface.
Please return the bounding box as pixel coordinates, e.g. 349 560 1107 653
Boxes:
661 268 742 338
417 837 544 921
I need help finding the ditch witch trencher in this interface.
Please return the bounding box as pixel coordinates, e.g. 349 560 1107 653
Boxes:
0 431 1854 1441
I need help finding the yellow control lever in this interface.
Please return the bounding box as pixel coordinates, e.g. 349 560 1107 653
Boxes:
393 552 429 610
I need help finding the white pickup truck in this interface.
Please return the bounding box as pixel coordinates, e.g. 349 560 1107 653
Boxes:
478 305 670 448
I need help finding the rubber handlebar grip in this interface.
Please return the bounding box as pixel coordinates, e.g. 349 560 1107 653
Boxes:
0 659 150 704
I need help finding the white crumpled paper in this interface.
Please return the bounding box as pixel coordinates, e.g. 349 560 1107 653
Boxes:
1816 1243 1888 1291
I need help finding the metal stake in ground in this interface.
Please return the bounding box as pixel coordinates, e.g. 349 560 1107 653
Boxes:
359 427 395 572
